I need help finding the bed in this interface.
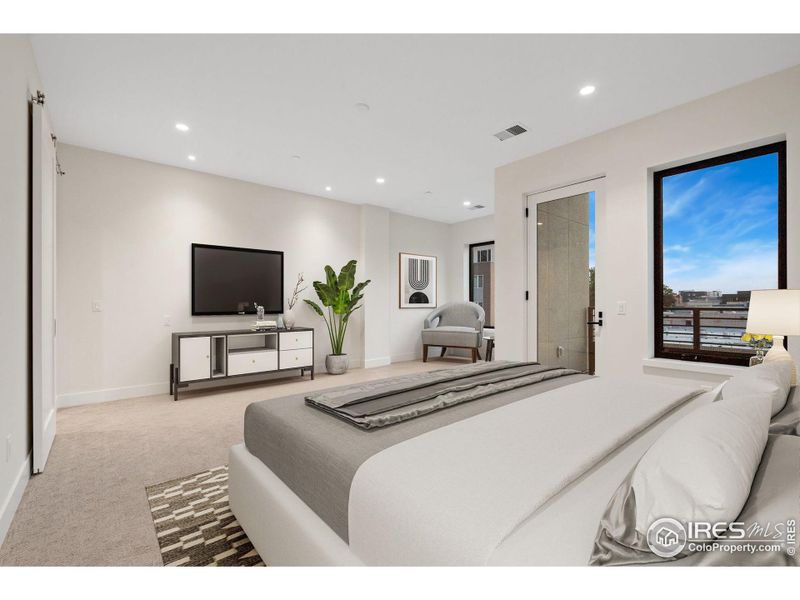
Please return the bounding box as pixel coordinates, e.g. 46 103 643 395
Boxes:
228 361 796 566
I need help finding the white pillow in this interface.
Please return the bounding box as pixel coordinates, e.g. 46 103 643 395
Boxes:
630 391 771 536
723 362 792 416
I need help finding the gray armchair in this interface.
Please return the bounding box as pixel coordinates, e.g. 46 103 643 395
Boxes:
421 302 485 363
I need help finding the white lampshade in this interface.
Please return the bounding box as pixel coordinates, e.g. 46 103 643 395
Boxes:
745 289 800 335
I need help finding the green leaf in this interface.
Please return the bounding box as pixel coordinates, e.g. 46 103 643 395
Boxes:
303 299 324 316
338 260 357 291
324 265 338 290
313 281 336 307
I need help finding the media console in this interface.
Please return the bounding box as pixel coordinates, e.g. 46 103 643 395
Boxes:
170 327 314 400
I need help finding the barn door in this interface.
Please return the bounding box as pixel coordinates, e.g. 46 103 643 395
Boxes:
32 98 58 473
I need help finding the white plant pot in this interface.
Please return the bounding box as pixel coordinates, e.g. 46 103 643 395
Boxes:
283 308 296 330
325 354 349 375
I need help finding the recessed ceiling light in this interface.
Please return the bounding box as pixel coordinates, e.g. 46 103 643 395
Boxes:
354 102 371 113
291 155 301 160
187 155 196 161
424 190 432 195
579 85 596 96
376 177 385 184
325 186 332 192
175 122 190 132
463 201 471 206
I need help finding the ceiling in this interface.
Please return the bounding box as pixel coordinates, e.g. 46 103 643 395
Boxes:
31 34 800 223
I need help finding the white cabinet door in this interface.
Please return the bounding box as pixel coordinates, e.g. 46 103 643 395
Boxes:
180 337 211 381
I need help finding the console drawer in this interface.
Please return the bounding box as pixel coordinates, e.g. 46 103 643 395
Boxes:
280 330 313 350
280 348 313 369
228 350 278 376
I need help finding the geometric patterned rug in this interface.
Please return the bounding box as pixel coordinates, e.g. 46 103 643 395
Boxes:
145 465 265 566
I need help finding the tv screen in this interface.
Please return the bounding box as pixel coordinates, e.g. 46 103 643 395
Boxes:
192 244 284 315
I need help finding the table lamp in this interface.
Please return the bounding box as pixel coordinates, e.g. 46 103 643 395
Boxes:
745 289 800 385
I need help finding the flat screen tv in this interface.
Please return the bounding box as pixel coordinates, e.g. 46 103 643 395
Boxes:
192 243 284 315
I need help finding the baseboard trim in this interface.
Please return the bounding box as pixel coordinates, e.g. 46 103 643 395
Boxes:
57 382 168 408
0 452 31 547
391 352 422 363
363 356 391 368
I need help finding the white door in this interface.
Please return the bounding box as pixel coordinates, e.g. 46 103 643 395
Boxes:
526 178 605 375
179 337 211 381
32 101 58 473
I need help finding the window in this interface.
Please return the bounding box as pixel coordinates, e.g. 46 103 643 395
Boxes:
469 241 495 327
654 142 786 366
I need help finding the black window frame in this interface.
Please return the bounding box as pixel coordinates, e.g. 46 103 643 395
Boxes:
468 240 495 328
653 141 787 366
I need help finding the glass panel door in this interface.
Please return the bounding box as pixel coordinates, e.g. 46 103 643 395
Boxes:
535 191 596 373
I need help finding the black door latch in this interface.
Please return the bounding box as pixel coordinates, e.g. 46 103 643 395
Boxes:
587 311 603 327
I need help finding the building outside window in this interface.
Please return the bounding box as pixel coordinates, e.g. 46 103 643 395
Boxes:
469 241 495 328
654 142 786 365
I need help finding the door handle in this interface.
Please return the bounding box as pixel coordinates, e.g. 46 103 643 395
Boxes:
586 311 603 327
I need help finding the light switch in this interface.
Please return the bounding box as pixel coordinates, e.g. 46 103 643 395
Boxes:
163 315 171 327
617 301 627 315
92 301 103 313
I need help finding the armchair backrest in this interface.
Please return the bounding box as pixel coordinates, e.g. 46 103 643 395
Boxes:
425 302 485 333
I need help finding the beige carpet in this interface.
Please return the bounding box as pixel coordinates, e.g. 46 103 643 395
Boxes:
0 359 452 566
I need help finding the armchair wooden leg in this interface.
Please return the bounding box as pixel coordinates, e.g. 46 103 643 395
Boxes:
471 348 478 363
440 347 447 358
423 344 428 362
477 349 482 361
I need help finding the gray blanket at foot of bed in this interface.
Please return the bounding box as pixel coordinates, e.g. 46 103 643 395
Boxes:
305 362 578 429
244 362 591 541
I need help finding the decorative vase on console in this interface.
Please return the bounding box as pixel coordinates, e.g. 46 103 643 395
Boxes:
284 272 306 331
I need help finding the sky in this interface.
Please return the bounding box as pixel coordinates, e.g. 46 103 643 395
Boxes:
661 152 779 294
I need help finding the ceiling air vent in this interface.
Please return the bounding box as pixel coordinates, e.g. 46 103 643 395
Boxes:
468 204 486 211
493 124 527 141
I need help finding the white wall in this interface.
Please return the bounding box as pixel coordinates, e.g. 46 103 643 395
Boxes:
359 205 392 367
56 144 366 406
56 146 492 404
495 65 800 387
0 35 42 545
389 213 453 361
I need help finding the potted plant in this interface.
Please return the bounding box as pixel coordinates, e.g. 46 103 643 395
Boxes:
304 260 370 374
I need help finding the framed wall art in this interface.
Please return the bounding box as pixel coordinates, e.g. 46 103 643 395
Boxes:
399 252 437 308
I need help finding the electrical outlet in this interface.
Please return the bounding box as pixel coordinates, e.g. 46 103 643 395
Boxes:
163 314 171 327
617 301 627 315
92 301 103 313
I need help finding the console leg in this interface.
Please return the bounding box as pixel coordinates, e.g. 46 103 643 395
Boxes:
169 363 174 396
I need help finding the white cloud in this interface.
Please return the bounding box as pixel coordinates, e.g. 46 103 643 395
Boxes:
666 249 778 294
